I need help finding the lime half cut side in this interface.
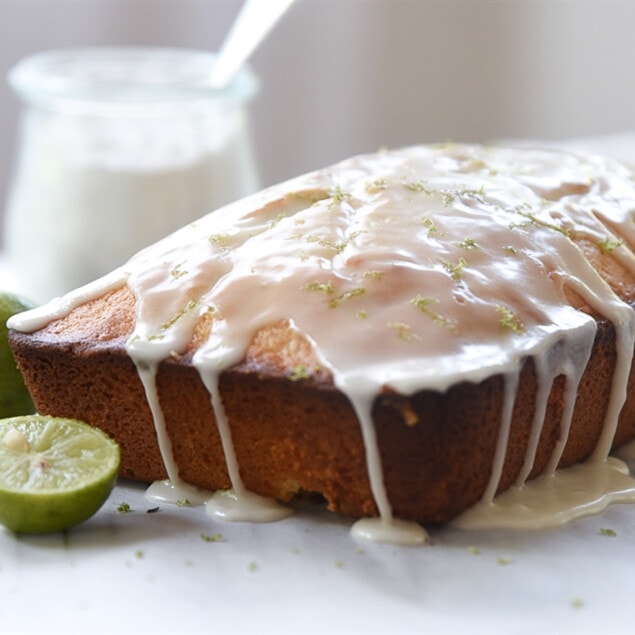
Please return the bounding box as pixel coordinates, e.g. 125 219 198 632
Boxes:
0 415 120 534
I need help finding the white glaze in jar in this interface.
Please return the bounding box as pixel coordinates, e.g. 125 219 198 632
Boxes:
3 47 260 303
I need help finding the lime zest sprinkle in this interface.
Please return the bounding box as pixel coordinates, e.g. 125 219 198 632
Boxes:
117 502 131 513
496 305 525 334
305 234 349 254
571 597 584 609
457 237 478 250
411 295 456 329
365 178 389 193
389 322 421 342
268 212 287 229
442 257 467 282
289 188 331 205
598 236 623 254
160 299 199 331
290 364 310 381
468 545 481 555
332 184 348 203
308 230 363 254
441 191 456 206
599 527 617 537
496 304 525 333
170 261 188 280
200 532 224 543
208 232 231 248
330 286 366 308
303 280 335 294
421 217 437 236
403 180 435 195
512 209 571 237
363 270 385 279
176 498 192 507
248 561 260 572
404 181 484 206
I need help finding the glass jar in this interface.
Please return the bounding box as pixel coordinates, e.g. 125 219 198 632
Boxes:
3 47 260 302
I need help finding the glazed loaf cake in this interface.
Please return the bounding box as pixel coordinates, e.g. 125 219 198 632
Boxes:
8 143 635 542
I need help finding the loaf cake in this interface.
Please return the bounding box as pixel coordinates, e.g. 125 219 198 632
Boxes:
8 143 635 544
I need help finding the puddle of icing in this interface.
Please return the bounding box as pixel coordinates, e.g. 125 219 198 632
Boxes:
453 457 635 530
145 478 210 506
351 517 429 546
205 489 294 523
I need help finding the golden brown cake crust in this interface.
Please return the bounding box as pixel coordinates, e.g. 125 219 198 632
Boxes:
9 144 635 527
9 286 635 524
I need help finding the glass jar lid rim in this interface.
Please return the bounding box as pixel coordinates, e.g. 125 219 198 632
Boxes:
8 46 258 106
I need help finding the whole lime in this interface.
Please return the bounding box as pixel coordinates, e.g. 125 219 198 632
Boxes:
0 292 36 417
0 415 120 534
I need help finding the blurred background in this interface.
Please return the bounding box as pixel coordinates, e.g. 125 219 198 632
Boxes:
1 0 635 295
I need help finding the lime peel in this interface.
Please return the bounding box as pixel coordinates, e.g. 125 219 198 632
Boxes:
0 292 37 418
0 415 120 534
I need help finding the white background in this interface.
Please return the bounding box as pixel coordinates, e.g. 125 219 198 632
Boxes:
1 0 635 245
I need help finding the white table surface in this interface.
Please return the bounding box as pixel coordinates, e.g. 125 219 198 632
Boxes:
4 133 635 635
3 478 635 635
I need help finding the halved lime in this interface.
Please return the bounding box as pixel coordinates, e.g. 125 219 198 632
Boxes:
0 415 120 534
0 292 36 417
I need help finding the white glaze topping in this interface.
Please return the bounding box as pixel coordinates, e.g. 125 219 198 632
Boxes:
9 143 635 545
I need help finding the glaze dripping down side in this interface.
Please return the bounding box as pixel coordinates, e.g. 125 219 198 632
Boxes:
9 143 635 543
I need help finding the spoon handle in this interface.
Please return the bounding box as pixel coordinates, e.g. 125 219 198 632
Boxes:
210 0 295 89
